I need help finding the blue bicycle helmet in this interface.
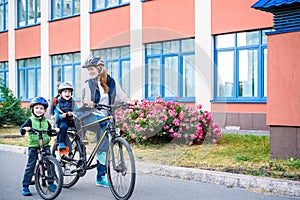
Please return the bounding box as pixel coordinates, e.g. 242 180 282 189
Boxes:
30 97 49 109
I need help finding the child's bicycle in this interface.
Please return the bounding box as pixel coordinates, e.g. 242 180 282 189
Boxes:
27 128 63 200
52 103 136 200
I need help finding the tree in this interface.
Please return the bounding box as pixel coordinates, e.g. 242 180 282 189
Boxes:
0 79 30 126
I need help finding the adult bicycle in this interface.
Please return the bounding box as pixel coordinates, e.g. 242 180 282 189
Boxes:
52 103 136 200
28 128 63 200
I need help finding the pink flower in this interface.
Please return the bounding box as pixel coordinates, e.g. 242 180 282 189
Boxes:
131 134 136 140
197 104 202 109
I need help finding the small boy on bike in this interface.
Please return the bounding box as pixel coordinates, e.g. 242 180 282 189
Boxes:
53 82 78 151
20 97 59 196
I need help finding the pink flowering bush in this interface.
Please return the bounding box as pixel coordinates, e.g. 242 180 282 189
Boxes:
115 97 222 145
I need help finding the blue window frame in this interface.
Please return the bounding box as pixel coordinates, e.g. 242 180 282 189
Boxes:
51 0 80 20
92 0 130 11
93 46 130 95
0 61 8 101
17 0 41 28
145 39 195 102
52 52 81 99
17 57 41 100
0 0 8 32
213 30 269 103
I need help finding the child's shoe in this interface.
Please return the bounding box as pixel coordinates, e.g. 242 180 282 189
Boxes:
96 175 109 187
47 184 57 192
58 142 66 149
22 187 32 196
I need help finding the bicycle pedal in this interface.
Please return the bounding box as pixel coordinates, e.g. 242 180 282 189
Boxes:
82 139 88 144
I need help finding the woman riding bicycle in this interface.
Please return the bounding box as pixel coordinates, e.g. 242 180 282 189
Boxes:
81 56 133 187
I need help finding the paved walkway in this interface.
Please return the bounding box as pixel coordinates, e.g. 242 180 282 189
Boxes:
0 143 299 197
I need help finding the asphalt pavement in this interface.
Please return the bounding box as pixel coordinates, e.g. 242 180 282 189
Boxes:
0 143 299 198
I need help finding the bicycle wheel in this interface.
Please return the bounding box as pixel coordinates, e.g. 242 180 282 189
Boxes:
35 155 63 200
52 132 83 188
107 137 136 200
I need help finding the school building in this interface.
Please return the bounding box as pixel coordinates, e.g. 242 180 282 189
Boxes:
0 0 299 159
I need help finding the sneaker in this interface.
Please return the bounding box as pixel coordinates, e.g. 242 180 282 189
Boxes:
47 184 57 192
59 142 66 149
22 187 32 196
96 176 109 187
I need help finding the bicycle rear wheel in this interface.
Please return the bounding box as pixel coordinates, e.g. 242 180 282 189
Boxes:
52 132 83 188
107 137 136 200
35 155 63 200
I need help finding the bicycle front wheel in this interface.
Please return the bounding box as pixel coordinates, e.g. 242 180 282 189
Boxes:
52 132 83 188
35 155 63 200
107 137 136 200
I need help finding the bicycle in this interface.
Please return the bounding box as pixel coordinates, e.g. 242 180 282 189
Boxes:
27 128 63 200
52 103 136 200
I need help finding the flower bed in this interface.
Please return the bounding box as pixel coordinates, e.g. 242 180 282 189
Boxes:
115 97 221 145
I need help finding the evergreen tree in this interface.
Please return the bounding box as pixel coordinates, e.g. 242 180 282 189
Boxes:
0 79 30 126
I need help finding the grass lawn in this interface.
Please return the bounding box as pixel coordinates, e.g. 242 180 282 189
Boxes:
1 126 299 181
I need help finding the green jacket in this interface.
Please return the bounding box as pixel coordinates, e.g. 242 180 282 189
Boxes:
27 116 51 147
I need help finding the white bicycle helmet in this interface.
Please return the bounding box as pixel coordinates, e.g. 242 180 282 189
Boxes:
82 56 104 68
58 81 74 93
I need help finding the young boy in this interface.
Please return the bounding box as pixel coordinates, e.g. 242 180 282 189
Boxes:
20 97 59 196
53 82 78 150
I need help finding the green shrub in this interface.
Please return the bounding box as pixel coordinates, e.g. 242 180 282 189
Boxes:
0 79 30 126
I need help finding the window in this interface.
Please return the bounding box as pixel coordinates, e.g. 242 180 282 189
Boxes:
145 38 195 101
17 58 41 100
92 0 130 11
51 0 80 20
93 46 130 95
0 61 8 101
17 0 41 28
214 30 269 102
0 0 8 32
52 52 81 99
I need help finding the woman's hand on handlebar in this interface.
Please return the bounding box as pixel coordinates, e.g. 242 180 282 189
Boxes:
83 101 94 108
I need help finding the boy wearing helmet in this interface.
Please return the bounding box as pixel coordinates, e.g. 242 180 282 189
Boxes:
53 82 78 150
20 97 60 196
81 56 133 187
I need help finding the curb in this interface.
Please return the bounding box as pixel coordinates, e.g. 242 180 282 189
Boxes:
1 144 299 197
136 162 300 197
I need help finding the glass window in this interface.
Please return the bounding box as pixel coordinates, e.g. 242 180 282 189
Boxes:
93 46 131 96
237 31 259 46
145 38 195 101
51 0 80 20
0 62 8 99
17 0 41 28
216 33 235 48
0 0 8 32
92 0 130 11
17 57 41 100
214 30 268 102
52 52 81 99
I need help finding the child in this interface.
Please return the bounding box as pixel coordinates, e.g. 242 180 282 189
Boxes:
54 82 78 150
20 97 59 196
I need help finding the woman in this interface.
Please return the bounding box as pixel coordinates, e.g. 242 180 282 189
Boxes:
81 56 132 187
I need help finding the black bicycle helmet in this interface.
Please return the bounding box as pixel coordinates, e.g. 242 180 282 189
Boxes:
82 56 104 68
30 97 49 109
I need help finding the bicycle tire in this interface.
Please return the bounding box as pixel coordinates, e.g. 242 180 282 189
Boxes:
52 132 83 188
107 137 136 200
35 155 63 200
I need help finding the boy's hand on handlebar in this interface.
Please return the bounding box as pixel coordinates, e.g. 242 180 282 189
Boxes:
21 127 31 135
67 111 73 117
54 128 60 133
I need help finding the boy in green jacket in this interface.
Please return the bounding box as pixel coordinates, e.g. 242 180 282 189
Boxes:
20 97 59 196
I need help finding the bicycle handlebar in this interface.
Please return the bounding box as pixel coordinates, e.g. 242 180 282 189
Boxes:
25 128 57 136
